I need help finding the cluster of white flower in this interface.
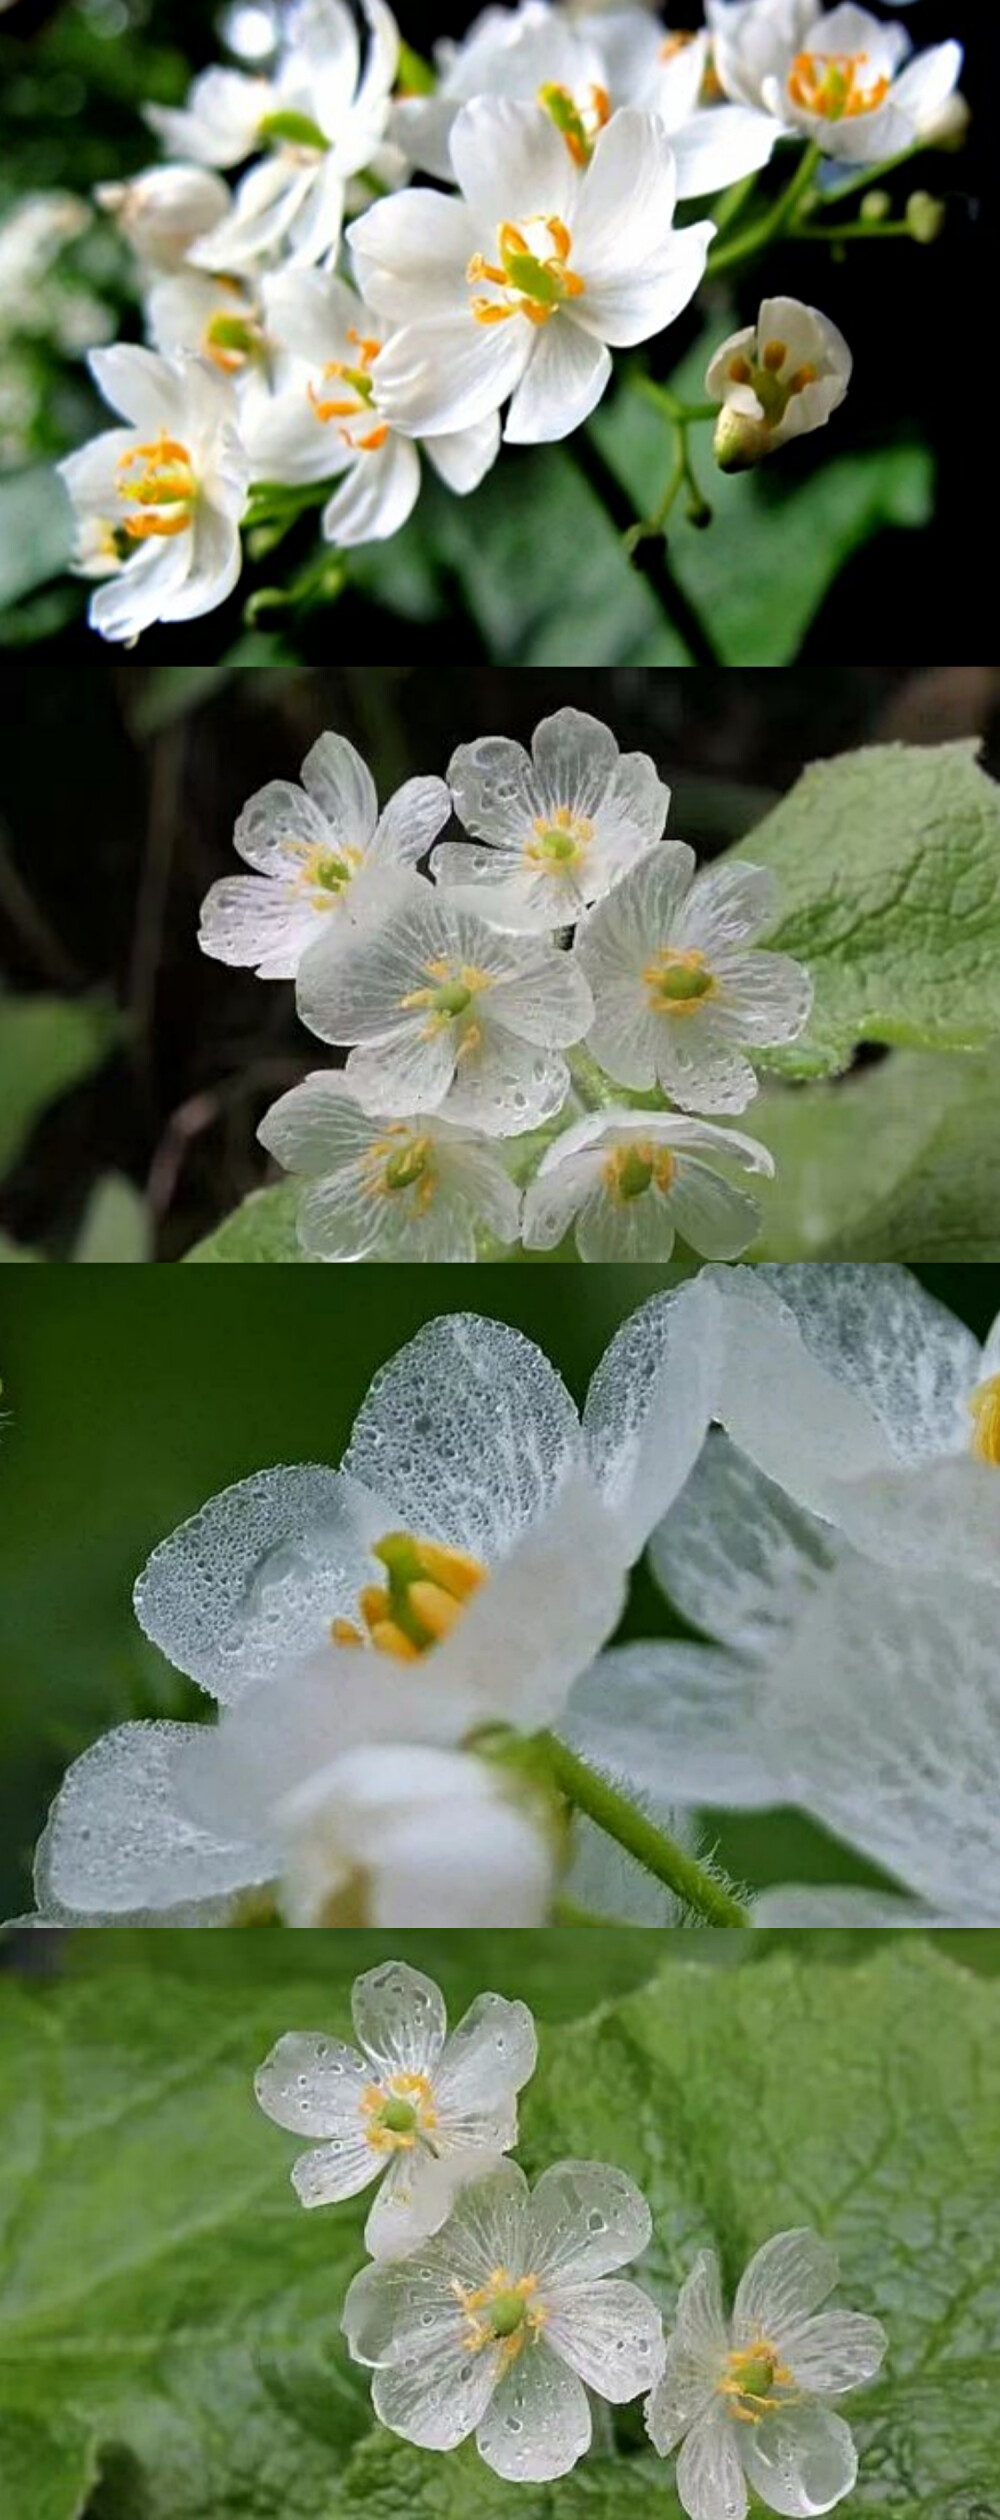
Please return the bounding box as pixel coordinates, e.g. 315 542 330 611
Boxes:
198 704 811 1262
56 0 963 639
253 1959 887 2502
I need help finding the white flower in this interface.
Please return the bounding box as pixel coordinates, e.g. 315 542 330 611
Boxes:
95 162 233 271
152 0 399 272
144 267 267 381
647 2228 886 2520
274 1746 557 1925
348 99 714 445
243 267 499 549
393 2 779 200
343 2156 666 2478
198 728 450 979
707 296 851 472
58 345 249 643
523 1110 773 1261
574 848 812 1114
296 889 594 1135
708 0 962 166
432 703 670 932
258 1070 521 1259
255 1957 537 2251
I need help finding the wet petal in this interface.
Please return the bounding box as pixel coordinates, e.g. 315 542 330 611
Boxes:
351 1958 448 2075
740 2402 858 2517
477 2340 591 2481
254 2028 369 2134
674 2401 748 2520
547 2276 665 2400
733 2230 839 2345
527 2159 651 2284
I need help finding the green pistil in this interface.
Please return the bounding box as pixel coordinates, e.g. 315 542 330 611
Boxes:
534 826 579 862
615 1148 654 1201
501 246 564 306
820 64 849 118
384 1142 429 1192
429 979 473 1017
539 82 590 161
378 2096 418 2135
656 965 714 1004
737 2356 776 2399
314 854 351 893
258 108 329 151
338 365 376 404
205 313 260 358
373 1531 435 1648
488 2291 528 2338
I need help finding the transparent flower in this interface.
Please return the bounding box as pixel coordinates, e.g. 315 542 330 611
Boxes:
348 100 713 446
432 703 670 933
95 162 233 272
343 2156 666 2478
647 2229 886 2520
708 0 962 166
707 296 851 473
256 1957 537 2251
296 889 594 1135
522 1110 773 1261
574 848 812 1113
198 729 449 979
58 345 249 643
258 1071 521 1260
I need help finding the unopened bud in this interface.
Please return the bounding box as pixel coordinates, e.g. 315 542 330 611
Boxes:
860 190 891 224
95 163 230 270
920 90 970 150
713 405 770 474
906 190 946 243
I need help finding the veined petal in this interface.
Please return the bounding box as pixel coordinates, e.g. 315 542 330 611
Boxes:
233 777 331 874
198 876 319 978
675 2402 748 2520
564 1638 777 1812
504 318 611 445
436 1990 537 2125
345 1021 458 1115
371 312 531 438
133 1464 373 1700
582 1270 726 1553
547 2277 665 2399
733 2229 839 2345
300 728 379 847
648 1431 841 1660
450 96 578 233
372 2326 500 2448
352 1958 448 2075
666 1161 764 1263
35 1721 267 1918
254 2027 369 2134
740 2404 858 2517
371 775 452 867
780 2311 887 2396
647 2249 729 2452
710 949 814 1048
527 2159 652 2284
477 2340 591 2482
676 860 781 953
752 1263 979 1466
292 2130 382 2206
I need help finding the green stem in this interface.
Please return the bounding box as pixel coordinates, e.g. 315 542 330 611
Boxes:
801 141 922 209
796 218 913 241
709 168 763 239
622 388 713 554
541 1735 751 1928
574 429 721 664
708 140 822 273
634 376 717 427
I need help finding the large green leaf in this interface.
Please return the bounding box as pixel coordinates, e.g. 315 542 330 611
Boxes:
185 1181 312 1263
419 453 690 664
750 1051 1000 1259
0 994 120 1183
727 740 1000 1077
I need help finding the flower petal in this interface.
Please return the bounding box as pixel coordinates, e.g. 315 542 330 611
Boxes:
423 413 501 494
752 1263 980 1467
450 97 577 232
733 2230 839 2346
372 312 531 437
582 1269 725 1553
371 775 452 867
649 1431 841 1659
504 319 611 445
411 1470 629 1733
666 1160 764 1262
477 2340 592 2482
527 2159 652 2284
292 2131 381 2207
647 2250 729 2452
133 1465 372 1701
300 729 379 847
547 2276 665 2400
352 1958 448 2075
676 861 781 954
233 776 331 874
322 435 421 548
779 2312 887 2396
740 2403 858 2517
198 876 319 978
436 1991 538 2125
35 1721 266 1917
371 2324 499 2448
675 2401 748 2520
254 2028 369 2135
564 1639 776 1812
710 950 814 1049
348 189 478 323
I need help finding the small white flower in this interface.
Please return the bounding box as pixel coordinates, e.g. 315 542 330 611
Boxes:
523 1109 773 1261
343 2155 666 2478
432 703 669 932
58 344 249 643
296 889 594 1135
348 99 714 445
144 267 267 382
256 1957 537 2251
647 2228 886 2520
153 0 399 272
245 267 499 550
707 296 851 472
709 0 962 165
392 2 779 200
258 1070 521 1260
95 162 233 272
574 847 812 1114
198 728 450 979
274 1746 557 1927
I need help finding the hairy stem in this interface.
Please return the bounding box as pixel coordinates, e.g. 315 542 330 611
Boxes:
574 429 721 664
541 1735 751 1927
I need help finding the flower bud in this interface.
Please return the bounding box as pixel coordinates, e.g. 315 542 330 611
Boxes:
906 191 946 244
95 163 231 271
860 190 891 224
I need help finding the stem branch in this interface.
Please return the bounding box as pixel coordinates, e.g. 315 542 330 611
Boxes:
541 1735 751 1928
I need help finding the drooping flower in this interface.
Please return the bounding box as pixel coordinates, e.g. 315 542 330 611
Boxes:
348 99 714 445
343 2156 666 2478
95 161 233 272
258 1070 521 1260
523 1110 773 1261
708 0 962 166
392 1 779 200
256 1958 537 2251
646 2228 886 2520
58 344 249 642
245 267 499 550
574 848 812 1113
148 0 400 270
707 295 851 472
198 728 450 978
296 889 594 1135
432 704 670 932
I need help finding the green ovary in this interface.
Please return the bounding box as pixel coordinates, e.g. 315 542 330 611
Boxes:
377 2096 418 2135
429 979 473 1017
655 965 713 1004
488 2291 529 2338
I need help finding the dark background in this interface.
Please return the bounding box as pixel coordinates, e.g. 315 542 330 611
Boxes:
0 0 988 661
4 662 1000 1261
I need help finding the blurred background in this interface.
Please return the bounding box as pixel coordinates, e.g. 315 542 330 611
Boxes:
3 660 1000 1265
1 1257 998 1921
0 0 985 663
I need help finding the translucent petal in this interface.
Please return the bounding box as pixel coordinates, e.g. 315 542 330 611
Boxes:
752 1264 979 1467
343 2248 465 2363
35 1721 265 1917
253 2028 369 2135
564 1641 777 1812
492 949 594 1047
198 876 318 978
647 2250 728 2450
675 2402 748 2520
707 1266 896 1515
583 1272 726 1556
832 1453 1000 1590
740 2403 858 2517
649 1433 842 1659
477 2340 591 2482
575 1180 679 1264
133 1465 375 1701
299 728 379 846
526 2159 651 2285
751 1886 934 1927
351 1959 448 2075
710 951 813 1048
652 1019 760 1117
547 2276 665 2400
780 2311 887 2396
733 2230 839 2347
440 1022 572 1138
341 1311 581 1557
667 1162 764 1263
435 1992 537 2125
675 861 780 953
364 2145 468 2257
413 1472 628 1734
291 2129 381 2207
344 1020 457 1114
371 2325 499 2448
370 775 451 867
258 1071 376 1177
447 732 538 851
234 777 331 875
531 706 621 816
374 1793 554 1926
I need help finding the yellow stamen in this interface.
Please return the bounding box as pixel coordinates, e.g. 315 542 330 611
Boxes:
331 1616 365 1646
762 338 787 373
970 1373 1000 1466
603 1142 676 1204
728 354 753 385
787 49 891 120
361 2070 438 2153
453 2270 546 2369
719 2340 798 2427
787 363 818 394
643 946 717 1014
330 1530 489 1664
115 431 196 542
525 806 594 870
468 216 584 327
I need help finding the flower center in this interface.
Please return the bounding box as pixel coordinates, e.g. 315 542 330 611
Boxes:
525 806 594 869
308 330 389 453
726 335 819 422
643 947 717 1013
203 307 265 375
400 956 495 1049
257 107 329 153
361 2070 437 2151
454 2269 545 2366
969 1373 1000 1466
286 836 363 903
720 2340 797 2425
359 1125 438 1212
538 80 611 166
115 432 196 541
467 218 585 327
787 50 891 120
331 1529 488 1662
603 1142 676 1203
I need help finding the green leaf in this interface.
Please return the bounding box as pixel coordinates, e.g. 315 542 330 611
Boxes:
0 467 73 611
185 1181 313 1263
421 454 690 663
72 1173 152 1263
727 740 1000 1076
750 1051 1000 1259
0 994 120 1183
